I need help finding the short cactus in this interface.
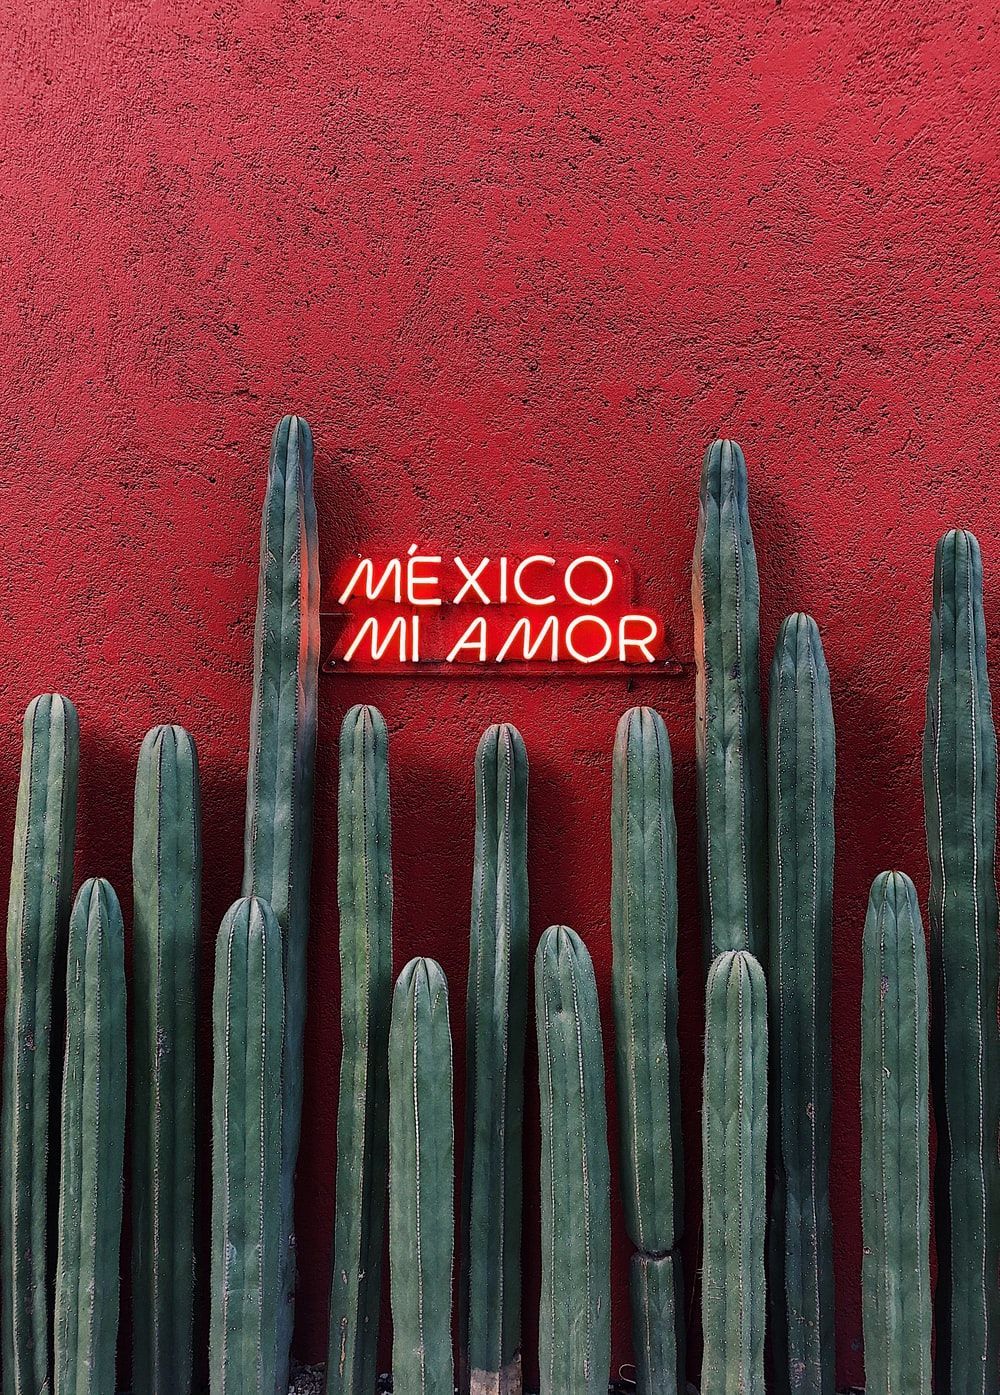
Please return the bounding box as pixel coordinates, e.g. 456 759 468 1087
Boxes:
692 438 767 962
536 925 611 1395
768 615 836 1395
701 950 768 1395
53 878 127 1395
132 725 202 1395
460 724 529 1395
611 707 684 1395
327 706 393 1395
1 694 79 1395
209 897 284 1395
922 528 1000 1395
242 414 321 1387
388 958 454 1395
860 872 931 1395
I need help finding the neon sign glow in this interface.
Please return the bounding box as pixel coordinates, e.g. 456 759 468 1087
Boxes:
321 549 682 675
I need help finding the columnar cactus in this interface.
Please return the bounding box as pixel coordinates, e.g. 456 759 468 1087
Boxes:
701 950 767 1395
327 706 393 1395
610 707 684 1395
2 694 79 1395
54 878 127 1395
692 438 767 962
242 413 320 1386
460 724 529 1395
388 958 454 1395
209 897 284 1395
132 725 202 1395
536 925 611 1395
767 615 836 1395
922 528 1000 1395
860 872 931 1395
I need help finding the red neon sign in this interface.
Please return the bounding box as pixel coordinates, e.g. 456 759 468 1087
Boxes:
321 550 683 676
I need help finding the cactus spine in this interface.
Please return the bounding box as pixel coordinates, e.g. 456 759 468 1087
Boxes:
388 958 454 1395
860 872 931 1395
768 615 836 1395
132 725 202 1395
610 707 684 1395
693 437 767 962
209 897 284 1395
922 528 1000 1395
536 925 611 1395
242 414 320 1387
327 706 393 1395
460 724 529 1395
701 950 767 1395
2 694 79 1395
54 878 127 1395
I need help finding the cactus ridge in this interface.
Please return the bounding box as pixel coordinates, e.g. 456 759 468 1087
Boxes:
242 414 321 1389
209 897 284 1395
767 616 836 1395
692 438 767 963
922 528 1000 1395
327 706 393 1395
701 949 768 1395
860 872 931 1395
536 925 611 1395
132 724 202 1395
611 706 684 1395
389 958 454 1395
1 694 79 1395
54 878 127 1395
460 723 529 1395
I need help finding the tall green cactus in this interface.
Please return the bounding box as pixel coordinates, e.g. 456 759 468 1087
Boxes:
692 437 767 962
210 897 284 1395
388 958 454 1395
922 527 1000 1395
701 949 767 1395
536 925 611 1395
2 694 79 1395
132 725 202 1395
767 615 836 1395
860 872 931 1395
327 706 393 1395
610 706 684 1395
242 413 320 1387
460 723 529 1395
54 878 127 1395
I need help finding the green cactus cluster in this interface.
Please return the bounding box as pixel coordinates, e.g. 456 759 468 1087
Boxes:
3 420 999 1395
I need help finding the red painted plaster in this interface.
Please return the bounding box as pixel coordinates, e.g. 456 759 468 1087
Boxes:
1 1 997 1387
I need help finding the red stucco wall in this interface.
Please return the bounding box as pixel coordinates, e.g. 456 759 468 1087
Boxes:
2 1 997 1387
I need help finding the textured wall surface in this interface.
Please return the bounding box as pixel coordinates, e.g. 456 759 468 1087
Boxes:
1 0 997 1387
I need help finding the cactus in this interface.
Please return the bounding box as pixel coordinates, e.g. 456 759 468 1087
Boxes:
209 897 284 1395
692 437 767 962
326 706 393 1395
701 950 767 1395
388 958 454 1395
242 413 321 1386
53 878 127 1395
132 725 202 1395
536 925 611 1395
922 528 1000 1395
767 615 836 1395
460 724 529 1395
1 694 79 1395
860 872 931 1395
610 707 684 1395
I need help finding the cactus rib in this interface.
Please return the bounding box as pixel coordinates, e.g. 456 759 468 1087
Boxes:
460 723 529 1395
1 695 79 1395
132 725 202 1395
327 706 393 1395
